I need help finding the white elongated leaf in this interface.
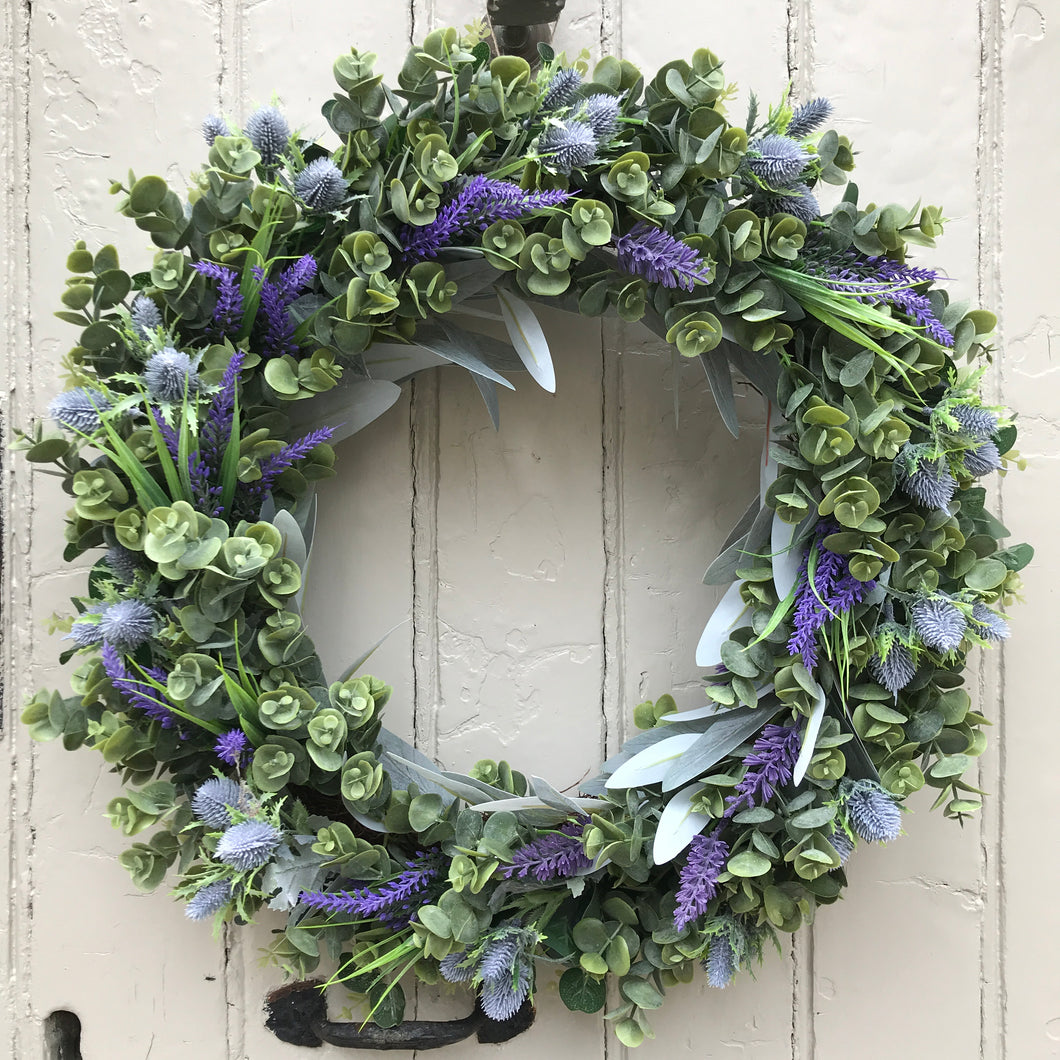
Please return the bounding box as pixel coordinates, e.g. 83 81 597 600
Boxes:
416 324 515 389
273 508 308 573
653 783 713 864
471 372 501 430
495 286 556 393
361 342 450 382
700 350 739 437
760 400 780 501
771 511 801 600
374 734 454 804
385 753 515 805
470 795 609 814
335 618 410 683
605 733 702 790
695 581 752 667
792 681 827 785
289 378 402 446
661 702 783 792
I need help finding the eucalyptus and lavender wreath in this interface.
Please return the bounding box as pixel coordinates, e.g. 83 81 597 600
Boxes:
17 24 1029 1046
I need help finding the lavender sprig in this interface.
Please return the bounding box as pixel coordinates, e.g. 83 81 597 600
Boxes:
192 260 244 338
787 521 875 669
614 222 712 291
100 641 176 729
499 822 590 883
300 850 442 929
673 830 729 931
401 176 570 260
723 723 801 817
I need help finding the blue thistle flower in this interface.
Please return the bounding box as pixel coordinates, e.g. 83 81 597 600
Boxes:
66 604 104 647
192 777 245 829
440 951 475 983
244 105 289 165
615 221 712 291
478 932 522 984
705 937 736 988
144 347 199 403
580 93 621 142
868 639 916 694
49 387 110 434
294 157 348 210
479 961 532 1022
894 445 957 509
911 595 967 653
129 295 162 339
186 880 232 920
950 403 999 441
98 599 157 652
673 830 729 930
541 67 581 110
201 114 229 145
701 916 756 989
744 134 811 187
786 97 833 138
840 779 903 842
756 181 820 222
104 545 145 583
537 121 597 174
215 820 282 872
962 440 1002 477
215 728 249 766
830 827 855 864
971 601 1010 642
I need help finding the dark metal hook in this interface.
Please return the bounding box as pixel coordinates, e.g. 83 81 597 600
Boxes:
487 0 568 68
265 979 535 1050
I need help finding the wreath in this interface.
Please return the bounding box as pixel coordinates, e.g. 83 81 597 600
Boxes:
17 24 1030 1048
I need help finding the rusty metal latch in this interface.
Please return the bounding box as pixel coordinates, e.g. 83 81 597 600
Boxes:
265 980 535 1050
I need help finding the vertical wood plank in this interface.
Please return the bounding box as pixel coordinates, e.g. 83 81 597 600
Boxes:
22 3 232 1058
998 2 1060 1056
808 7 986 1060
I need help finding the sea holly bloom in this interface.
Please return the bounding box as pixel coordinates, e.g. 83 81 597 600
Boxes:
868 637 917 694
201 114 228 145
192 777 245 829
215 820 282 872
186 880 232 920
911 594 967 653
673 830 729 931
144 347 199 403
294 157 347 210
786 97 833 138
440 922 539 1022
701 915 758 989
949 403 999 441
244 105 290 165
540 67 581 111
839 779 903 842
615 222 712 291
743 134 810 187
49 387 110 434
971 601 1009 642
98 598 157 652
894 443 957 509
129 294 162 339
537 121 597 174
755 181 820 223
962 440 1002 476
579 93 621 141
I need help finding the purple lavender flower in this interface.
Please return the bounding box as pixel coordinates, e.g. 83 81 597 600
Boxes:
130 294 162 339
744 134 810 187
215 728 249 766
255 255 318 359
911 595 967 653
100 641 176 729
233 425 333 518
201 114 229 145
186 879 232 920
402 176 570 261
499 822 590 882
49 387 110 434
98 599 157 652
868 638 916 694
894 444 957 509
192 776 245 829
300 850 442 930
786 97 834 138
962 440 1002 477
787 521 875 670
673 830 729 931
215 820 282 872
541 67 582 111
615 222 712 291
192 260 244 338
806 250 954 346
580 93 621 142
839 779 902 842
971 601 1009 642
144 347 199 403
949 403 998 441
537 121 597 174
189 350 245 515
724 723 801 817
244 105 289 165
294 157 347 210
755 182 820 223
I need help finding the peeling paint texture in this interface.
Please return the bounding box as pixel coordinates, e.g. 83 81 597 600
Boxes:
0 2 1054 1057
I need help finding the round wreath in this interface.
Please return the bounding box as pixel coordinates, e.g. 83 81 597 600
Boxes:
18 25 1031 1046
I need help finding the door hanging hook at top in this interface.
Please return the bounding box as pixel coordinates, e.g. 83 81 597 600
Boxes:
487 0 568 68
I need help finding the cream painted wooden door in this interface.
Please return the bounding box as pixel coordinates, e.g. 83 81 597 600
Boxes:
2 2 1057 1058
